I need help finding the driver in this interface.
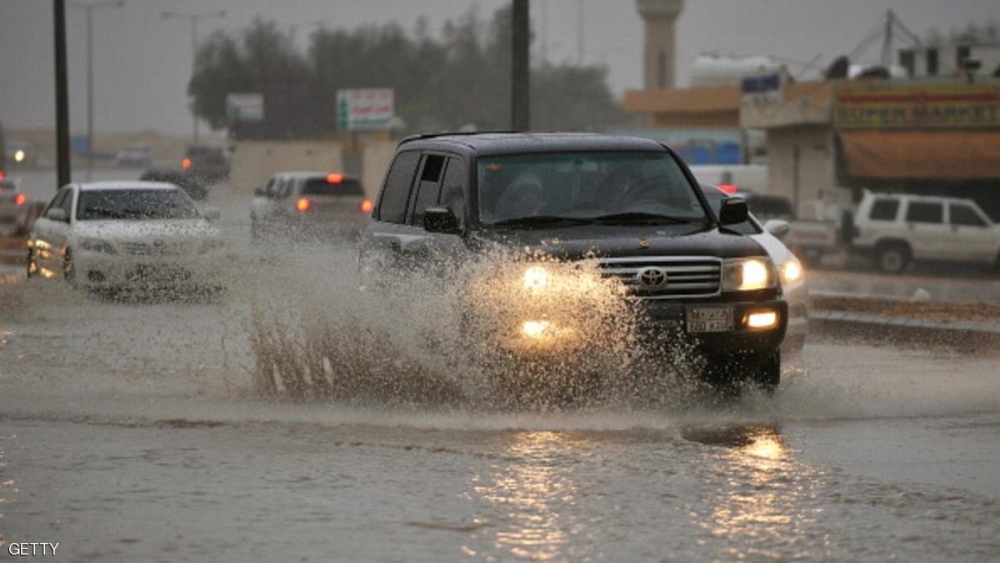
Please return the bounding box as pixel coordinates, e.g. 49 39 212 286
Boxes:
498 173 546 219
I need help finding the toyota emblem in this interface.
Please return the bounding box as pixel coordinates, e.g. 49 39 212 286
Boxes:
637 267 668 289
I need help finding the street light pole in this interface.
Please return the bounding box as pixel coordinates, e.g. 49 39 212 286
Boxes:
70 0 122 181
162 10 225 146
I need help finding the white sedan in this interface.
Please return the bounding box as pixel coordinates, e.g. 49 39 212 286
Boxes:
700 185 808 353
27 181 225 292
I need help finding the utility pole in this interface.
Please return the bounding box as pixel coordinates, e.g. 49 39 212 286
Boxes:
511 0 530 131
162 10 225 145
54 0 71 189
71 0 123 181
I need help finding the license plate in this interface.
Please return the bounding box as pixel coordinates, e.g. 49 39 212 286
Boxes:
686 306 734 333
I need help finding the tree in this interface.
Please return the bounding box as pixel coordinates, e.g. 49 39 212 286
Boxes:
188 7 629 138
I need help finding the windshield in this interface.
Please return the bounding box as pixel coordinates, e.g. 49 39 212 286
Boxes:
76 189 202 221
476 151 706 226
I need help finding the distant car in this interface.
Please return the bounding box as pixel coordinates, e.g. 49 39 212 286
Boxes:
700 185 808 353
4 141 39 168
0 179 31 236
116 145 152 168
250 172 372 240
181 145 229 184
139 167 208 200
27 181 225 292
852 190 1000 274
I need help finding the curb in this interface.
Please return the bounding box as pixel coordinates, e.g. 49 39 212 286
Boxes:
810 308 1000 349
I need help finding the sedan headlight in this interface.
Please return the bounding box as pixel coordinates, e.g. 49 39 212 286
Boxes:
79 238 117 254
779 257 803 285
722 257 776 291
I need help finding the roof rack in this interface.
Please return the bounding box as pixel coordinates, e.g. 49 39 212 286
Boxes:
398 130 517 145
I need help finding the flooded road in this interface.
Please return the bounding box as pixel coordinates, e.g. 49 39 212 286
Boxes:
2 183 999 561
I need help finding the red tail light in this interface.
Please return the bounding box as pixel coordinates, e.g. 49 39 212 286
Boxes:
0 170 5 181
181 158 192 170
15 193 27 206
326 173 344 184
296 197 311 212
360 199 374 213
717 183 739 195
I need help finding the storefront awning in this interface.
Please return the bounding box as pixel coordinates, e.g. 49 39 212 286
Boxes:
839 130 1000 179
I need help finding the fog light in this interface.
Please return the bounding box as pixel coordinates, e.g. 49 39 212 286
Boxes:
746 311 778 329
521 321 551 338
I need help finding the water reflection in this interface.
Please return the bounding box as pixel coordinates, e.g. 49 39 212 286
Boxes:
470 431 586 561
684 425 822 559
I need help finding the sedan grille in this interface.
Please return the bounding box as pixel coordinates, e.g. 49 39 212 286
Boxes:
597 256 722 300
120 241 188 256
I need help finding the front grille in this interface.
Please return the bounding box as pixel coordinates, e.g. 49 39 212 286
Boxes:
597 256 722 300
120 241 187 256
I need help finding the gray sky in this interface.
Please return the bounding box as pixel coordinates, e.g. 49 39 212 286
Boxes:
0 0 996 137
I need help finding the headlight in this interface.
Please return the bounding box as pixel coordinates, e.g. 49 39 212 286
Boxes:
780 257 803 285
722 257 776 291
523 265 549 290
79 238 117 254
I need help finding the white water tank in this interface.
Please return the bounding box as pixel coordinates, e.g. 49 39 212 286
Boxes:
690 55 782 87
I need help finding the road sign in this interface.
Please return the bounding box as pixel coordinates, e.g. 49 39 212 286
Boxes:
337 89 395 131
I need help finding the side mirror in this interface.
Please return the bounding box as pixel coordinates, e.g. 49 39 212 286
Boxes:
763 219 791 240
423 207 461 234
718 198 749 226
202 207 221 222
45 208 69 222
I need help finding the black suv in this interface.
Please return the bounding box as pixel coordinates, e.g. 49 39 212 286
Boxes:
360 133 787 392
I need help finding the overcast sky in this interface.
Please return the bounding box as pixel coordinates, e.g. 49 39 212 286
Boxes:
0 0 996 137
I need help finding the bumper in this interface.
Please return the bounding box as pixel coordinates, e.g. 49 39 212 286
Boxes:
74 250 224 289
637 298 788 357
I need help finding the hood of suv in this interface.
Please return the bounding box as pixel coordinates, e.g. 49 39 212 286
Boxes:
472 224 767 261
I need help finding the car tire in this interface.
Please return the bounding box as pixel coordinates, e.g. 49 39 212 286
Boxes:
875 242 910 275
26 248 38 279
748 350 781 394
63 248 76 283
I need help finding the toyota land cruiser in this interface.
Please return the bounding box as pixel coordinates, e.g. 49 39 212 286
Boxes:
359 133 788 394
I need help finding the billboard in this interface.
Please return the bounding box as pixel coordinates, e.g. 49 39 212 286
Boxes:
834 82 1000 129
337 89 395 131
226 93 264 122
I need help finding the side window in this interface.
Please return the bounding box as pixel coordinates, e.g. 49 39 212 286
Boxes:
408 154 446 226
276 178 293 200
45 189 68 215
868 199 899 221
950 204 986 227
377 151 420 224
905 201 943 224
264 178 278 199
440 157 467 229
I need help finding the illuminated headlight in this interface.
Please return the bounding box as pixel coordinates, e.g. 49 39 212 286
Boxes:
14 150 25 163
79 238 117 254
523 265 549 290
722 257 776 291
780 257 803 285
521 320 552 338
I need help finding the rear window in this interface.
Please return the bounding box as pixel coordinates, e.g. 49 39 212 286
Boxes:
302 177 364 197
868 199 899 221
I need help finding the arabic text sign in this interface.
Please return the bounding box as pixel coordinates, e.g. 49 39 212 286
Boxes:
834 83 1000 129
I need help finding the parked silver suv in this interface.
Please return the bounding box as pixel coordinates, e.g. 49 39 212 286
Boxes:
853 190 1000 274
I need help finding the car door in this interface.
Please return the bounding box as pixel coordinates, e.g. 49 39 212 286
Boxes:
903 200 947 261
404 154 469 264
947 202 995 264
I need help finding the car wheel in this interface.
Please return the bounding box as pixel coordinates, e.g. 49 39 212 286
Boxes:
748 350 781 394
27 248 38 279
876 243 910 275
63 248 76 283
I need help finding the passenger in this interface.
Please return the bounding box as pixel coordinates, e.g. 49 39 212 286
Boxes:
499 173 546 219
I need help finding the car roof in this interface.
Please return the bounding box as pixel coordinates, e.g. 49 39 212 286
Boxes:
398 132 668 155
73 181 180 192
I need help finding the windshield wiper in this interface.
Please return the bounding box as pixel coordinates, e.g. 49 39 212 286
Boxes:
591 212 707 226
489 215 596 229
